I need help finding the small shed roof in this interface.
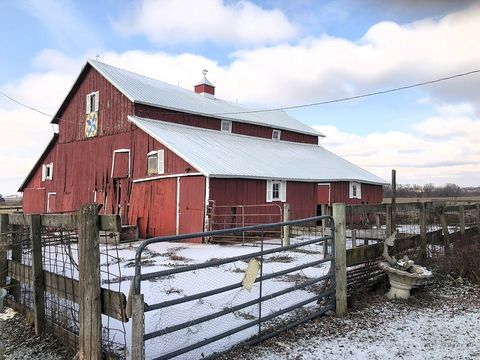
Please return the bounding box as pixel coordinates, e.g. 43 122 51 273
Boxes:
129 116 387 185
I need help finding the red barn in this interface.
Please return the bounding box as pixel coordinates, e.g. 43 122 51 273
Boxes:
20 60 386 239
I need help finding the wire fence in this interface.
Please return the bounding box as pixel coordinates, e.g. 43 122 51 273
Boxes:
0 211 128 359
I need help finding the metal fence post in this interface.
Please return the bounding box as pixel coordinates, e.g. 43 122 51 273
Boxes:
131 294 145 360
282 203 290 246
77 204 102 360
332 203 347 317
29 214 45 335
0 214 8 289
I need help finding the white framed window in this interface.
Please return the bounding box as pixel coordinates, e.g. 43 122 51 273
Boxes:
147 150 165 175
221 120 232 133
349 181 362 199
272 129 281 141
266 180 287 202
41 163 53 181
86 91 99 113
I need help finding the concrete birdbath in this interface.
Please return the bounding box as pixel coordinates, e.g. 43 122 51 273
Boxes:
379 232 433 299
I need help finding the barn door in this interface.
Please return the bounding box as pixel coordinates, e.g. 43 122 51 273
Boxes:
46 192 56 213
111 149 131 223
178 176 205 240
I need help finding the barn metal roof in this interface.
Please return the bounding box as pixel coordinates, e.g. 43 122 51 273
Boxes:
129 116 387 185
88 59 322 137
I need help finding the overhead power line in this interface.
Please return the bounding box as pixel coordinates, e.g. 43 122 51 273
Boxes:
1 68 480 122
214 68 480 115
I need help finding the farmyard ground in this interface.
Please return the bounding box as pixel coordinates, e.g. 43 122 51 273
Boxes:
1 276 479 359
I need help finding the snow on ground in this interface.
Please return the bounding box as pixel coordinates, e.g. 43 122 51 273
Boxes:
220 279 480 360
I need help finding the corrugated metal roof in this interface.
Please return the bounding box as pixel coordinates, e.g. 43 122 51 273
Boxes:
88 59 322 137
129 116 387 185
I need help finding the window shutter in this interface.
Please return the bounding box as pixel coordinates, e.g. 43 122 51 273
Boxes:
357 182 362 199
158 150 165 174
94 91 99 111
349 182 354 199
49 163 54 180
41 164 46 181
280 181 287 202
86 94 90 113
266 180 273 202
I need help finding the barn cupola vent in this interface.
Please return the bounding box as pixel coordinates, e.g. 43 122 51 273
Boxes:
194 69 215 98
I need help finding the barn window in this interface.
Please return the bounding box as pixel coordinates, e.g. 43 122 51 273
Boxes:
86 91 99 113
349 181 362 199
41 163 53 181
221 120 232 133
266 180 287 202
147 150 165 175
272 129 281 141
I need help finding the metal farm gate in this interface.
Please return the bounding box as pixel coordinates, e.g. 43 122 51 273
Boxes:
130 215 336 359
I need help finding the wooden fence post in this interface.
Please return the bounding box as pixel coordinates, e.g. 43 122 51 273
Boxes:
131 294 145 360
417 203 427 263
0 214 8 289
332 203 347 317
439 207 450 255
11 223 22 303
476 204 480 235
458 205 465 237
282 203 290 247
77 204 102 360
29 214 45 335
386 204 392 236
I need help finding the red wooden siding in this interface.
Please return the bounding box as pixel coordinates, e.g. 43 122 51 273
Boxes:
22 128 198 219
209 178 317 222
128 176 205 239
112 151 130 178
178 176 205 242
316 184 330 204
329 181 383 205
57 66 133 144
134 103 318 144
128 178 177 238
23 188 46 214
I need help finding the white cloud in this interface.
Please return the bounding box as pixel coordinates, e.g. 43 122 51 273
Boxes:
315 103 480 186
113 0 298 46
3 4 480 193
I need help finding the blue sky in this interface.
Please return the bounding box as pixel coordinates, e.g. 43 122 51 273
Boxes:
1 0 480 195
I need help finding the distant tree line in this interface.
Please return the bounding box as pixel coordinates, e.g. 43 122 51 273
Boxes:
384 183 480 198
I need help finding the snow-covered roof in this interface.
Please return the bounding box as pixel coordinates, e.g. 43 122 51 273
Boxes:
87 59 322 137
129 116 387 185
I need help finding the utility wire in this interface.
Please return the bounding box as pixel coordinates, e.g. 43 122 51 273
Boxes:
1 68 480 122
215 68 480 115
0 89 62 122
